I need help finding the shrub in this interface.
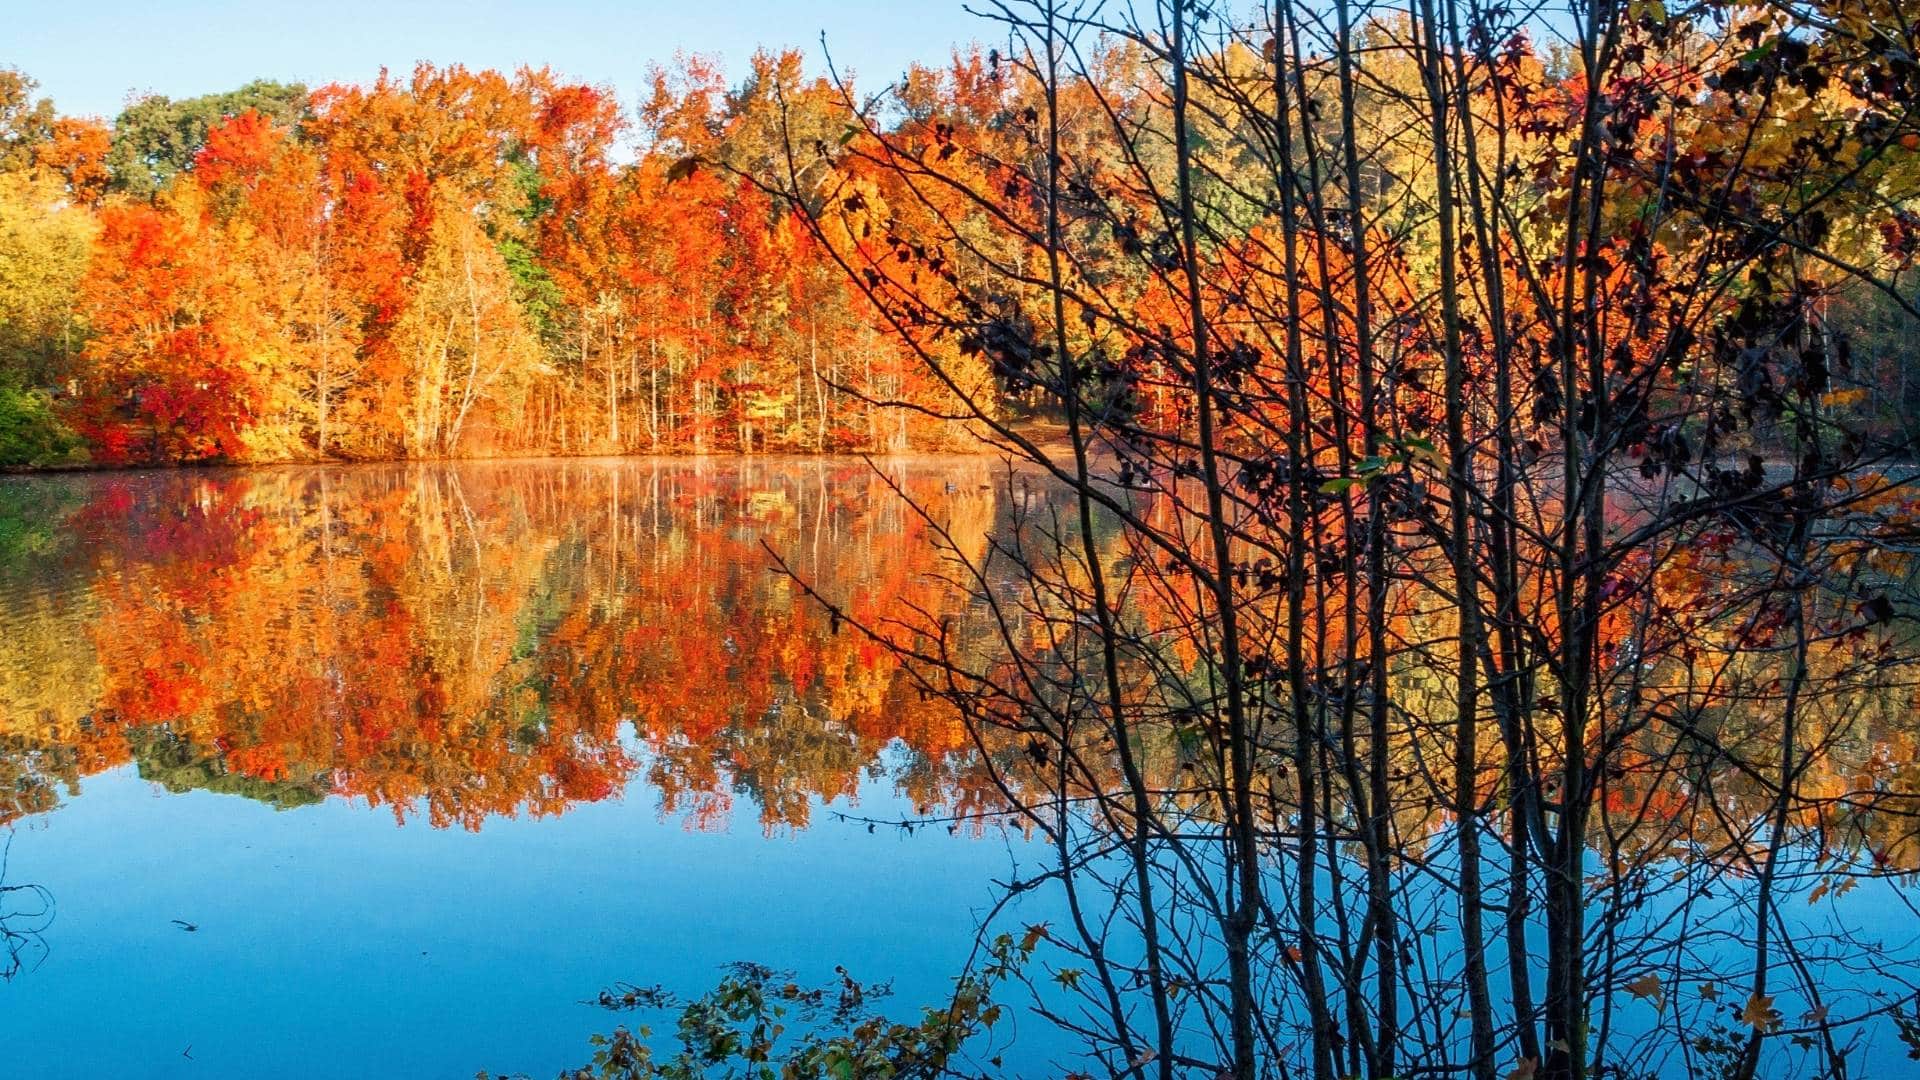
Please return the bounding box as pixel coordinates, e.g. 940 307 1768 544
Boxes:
0 387 84 468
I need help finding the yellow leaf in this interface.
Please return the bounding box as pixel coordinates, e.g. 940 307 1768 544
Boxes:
1740 993 1781 1030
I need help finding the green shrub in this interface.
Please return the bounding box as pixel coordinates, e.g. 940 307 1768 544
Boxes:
0 387 85 468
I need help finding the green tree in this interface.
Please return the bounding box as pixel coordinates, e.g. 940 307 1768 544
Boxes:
106 79 308 197
0 68 56 175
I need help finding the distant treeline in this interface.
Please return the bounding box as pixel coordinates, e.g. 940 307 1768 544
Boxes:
0 58 993 467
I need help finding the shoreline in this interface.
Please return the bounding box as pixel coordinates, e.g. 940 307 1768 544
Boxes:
0 421 1081 479
0 444 1030 480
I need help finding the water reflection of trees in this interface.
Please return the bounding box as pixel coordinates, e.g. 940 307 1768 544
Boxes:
9 451 1920 1076
0 461 1013 833
4 448 1920 1078
5 463 1917 857
745 472 1920 1080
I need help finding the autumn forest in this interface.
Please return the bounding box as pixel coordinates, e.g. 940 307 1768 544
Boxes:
0 54 993 466
7 0 1920 1078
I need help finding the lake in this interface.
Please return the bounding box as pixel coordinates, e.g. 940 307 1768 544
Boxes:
0 458 1064 1078
6 456 1920 1079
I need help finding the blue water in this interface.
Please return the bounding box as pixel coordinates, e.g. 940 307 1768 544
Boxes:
0 459 1064 1078
7 460 1916 1078
3 752 1051 1078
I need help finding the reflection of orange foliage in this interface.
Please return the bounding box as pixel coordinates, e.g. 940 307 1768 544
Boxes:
0 463 1007 832
6 460 1915 865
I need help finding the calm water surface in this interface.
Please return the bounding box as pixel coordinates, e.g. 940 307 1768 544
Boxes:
0 458 1058 1078
7 457 1920 1078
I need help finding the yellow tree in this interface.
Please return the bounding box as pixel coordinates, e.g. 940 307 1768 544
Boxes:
0 170 94 389
390 186 544 456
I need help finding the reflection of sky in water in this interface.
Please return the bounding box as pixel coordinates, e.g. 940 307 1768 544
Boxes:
5 460 1920 1075
0 459 1072 1076
3 746 1063 1078
1330 835 1920 1078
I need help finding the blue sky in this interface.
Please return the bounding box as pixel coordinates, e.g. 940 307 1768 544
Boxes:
6 0 995 123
